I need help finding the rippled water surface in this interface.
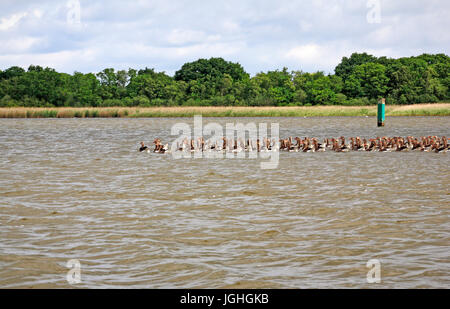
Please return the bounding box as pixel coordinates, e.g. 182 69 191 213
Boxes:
0 117 449 288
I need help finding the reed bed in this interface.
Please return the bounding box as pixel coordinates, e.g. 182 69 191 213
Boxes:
0 104 448 118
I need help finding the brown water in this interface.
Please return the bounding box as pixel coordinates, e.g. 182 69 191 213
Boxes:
0 117 449 289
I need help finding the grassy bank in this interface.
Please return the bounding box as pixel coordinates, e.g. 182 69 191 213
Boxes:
0 104 449 118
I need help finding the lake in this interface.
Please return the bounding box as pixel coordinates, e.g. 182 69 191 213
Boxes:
0 117 449 288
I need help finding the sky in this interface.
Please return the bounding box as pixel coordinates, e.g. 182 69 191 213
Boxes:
0 0 449 76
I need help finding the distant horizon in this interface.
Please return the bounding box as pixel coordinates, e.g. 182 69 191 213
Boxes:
1 0 449 76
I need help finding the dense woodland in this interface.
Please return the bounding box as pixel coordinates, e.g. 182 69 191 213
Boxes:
0 53 449 107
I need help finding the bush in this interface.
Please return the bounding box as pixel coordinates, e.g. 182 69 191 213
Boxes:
335 93 347 105
99 99 123 107
368 98 379 105
417 94 438 103
247 96 274 106
133 95 150 106
122 97 133 106
165 99 178 107
151 98 166 106
343 97 370 106
183 98 198 106
211 96 226 106
0 95 18 107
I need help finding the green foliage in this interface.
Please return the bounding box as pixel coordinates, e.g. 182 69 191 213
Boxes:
0 53 448 107
345 63 389 99
174 57 249 83
335 52 378 81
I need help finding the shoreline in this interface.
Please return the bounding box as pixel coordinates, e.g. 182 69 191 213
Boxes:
0 104 449 118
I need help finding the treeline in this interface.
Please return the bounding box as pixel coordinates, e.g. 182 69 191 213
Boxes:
0 53 449 107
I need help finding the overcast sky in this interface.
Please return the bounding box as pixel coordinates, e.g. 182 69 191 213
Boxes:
0 0 449 76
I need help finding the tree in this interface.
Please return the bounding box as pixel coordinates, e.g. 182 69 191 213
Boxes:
252 68 294 105
96 68 128 100
126 70 174 102
174 57 249 83
0 53 448 107
335 52 378 81
344 63 388 99
69 72 101 106
304 74 338 105
0 66 25 79
174 57 249 100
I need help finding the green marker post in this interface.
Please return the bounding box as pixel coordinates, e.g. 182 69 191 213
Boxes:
377 98 385 127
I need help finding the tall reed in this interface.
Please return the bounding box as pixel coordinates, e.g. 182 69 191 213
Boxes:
0 105 448 118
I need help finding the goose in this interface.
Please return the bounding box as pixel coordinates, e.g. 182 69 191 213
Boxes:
231 139 243 153
264 138 272 151
294 137 302 151
378 140 391 152
176 141 182 152
246 139 253 152
332 140 344 152
153 138 163 152
287 137 296 152
312 138 325 152
139 142 148 152
433 140 447 153
159 144 169 154
442 136 449 150
279 139 286 151
302 139 314 152
209 140 217 151
144 135 447 155
339 136 351 151
411 141 421 151
199 137 205 152
272 139 280 152
190 139 196 152
435 144 447 153
355 137 364 151
395 139 408 152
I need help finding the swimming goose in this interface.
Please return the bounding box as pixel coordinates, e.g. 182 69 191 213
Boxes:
159 143 169 153
153 138 163 152
255 139 261 152
339 136 351 151
395 140 408 152
245 139 253 152
144 135 447 155
302 138 314 152
312 138 325 152
190 139 196 152
433 139 447 153
332 139 343 152
139 142 149 152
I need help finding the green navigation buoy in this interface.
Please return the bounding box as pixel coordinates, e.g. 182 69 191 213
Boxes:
377 98 385 127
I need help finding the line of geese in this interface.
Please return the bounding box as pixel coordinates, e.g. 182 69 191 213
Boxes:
139 136 449 154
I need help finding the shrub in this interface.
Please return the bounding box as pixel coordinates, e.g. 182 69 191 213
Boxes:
335 93 347 105
133 95 150 106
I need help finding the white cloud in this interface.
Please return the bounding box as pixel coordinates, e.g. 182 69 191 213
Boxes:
0 36 42 53
0 12 27 31
166 29 221 46
0 49 98 72
33 9 43 19
0 0 449 75
285 43 352 72
221 20 240 32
